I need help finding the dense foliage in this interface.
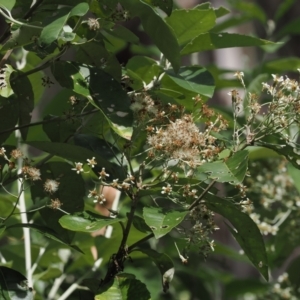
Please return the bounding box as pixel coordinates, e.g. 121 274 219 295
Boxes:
1 0 300 299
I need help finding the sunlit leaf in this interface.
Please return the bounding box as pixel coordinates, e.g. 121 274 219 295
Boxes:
143 207 188 239
197 150 249 184
39 3 89 46
165 7 216 46
95 274 151 300
59 211 125 233
135 249 174 292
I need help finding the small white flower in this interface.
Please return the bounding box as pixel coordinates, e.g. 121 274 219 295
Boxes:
22 166 41 181
93 194 106 204
98 167 109 180
72 162 84 174
161 184 172 195
87 157 97 168
44 179 60 193
88 189 98 198
0 147 6 156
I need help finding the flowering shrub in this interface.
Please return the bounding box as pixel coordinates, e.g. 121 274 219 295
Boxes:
1 0 300 299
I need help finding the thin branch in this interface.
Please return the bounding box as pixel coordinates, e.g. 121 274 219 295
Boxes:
188 179 217 211
23 0 45 20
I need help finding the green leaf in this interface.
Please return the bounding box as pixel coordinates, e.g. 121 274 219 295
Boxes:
0 0 16 11
59 211 124 233
109 25 139 44
1 25 42 52
51 61 133 127
0 225 5 236
42 114 80 142
0 96 19 144
204 193 269 281
123 0 180 72
75 42 122 81
257 140 300 170
39 3 89 46
0 64 15 98
126 56 163 89
73 133 119 161
181 33 275 55
277 17 300 37
214 6 230 18
224 279 269 298
288 163 300 194
33 267 62 281
165 7 216 46
161 65 215 109
30 162 85 244
274 0 296 21
10 72 34 140
142 0 173 16
263 57 300 72
0 266 33 300
95 274 151 300
132 216 152 233
230 1 266 23
135 249 174 292
26 141 124 179
197 150 249 184
143 207 188 239
6 223 83 252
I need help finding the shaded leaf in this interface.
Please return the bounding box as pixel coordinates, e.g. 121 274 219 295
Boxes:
181 32 275 55
26 141 124 179
143 207 188 239
10 72 34 140
0 96 19 144
230 1 266 23
135 249 174 292
75 42 122 81
263 57 300 72
30 162 85 244
0 266 33 300
142 0 173 16
204 192 268 281
274 0 296 21
1 25 42 52
197 150 249 184
51 61 133 127
277 17 300 38
7 223 83 253
123 0 180 72
224 279 269 298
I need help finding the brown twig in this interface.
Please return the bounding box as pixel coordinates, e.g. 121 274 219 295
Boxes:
188 179 217 211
